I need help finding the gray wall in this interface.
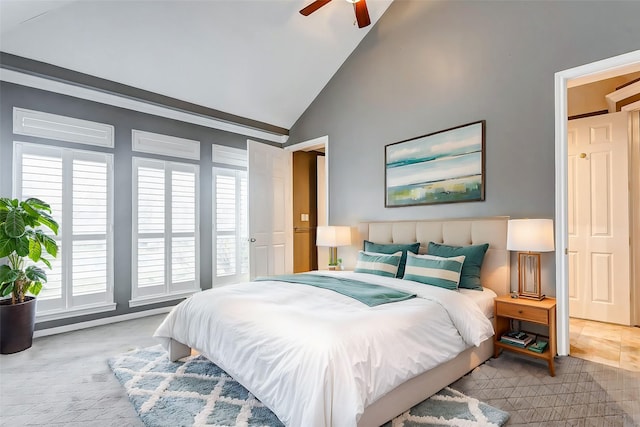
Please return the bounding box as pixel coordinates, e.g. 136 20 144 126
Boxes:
287 0 640 296
0 81 267 330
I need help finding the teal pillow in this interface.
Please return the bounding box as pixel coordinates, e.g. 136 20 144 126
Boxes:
427 242 489 290
363 240 420 278
354 251 402 278
403 253 466 290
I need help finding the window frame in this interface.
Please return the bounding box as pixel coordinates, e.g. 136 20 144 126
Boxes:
12 141 115 320
212 145 248 286
131 157 200 306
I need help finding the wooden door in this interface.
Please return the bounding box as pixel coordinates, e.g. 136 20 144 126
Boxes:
568 111 631 325
248 141 292 279
292 151 318 273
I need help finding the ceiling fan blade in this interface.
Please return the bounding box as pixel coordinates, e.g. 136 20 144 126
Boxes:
300 0 332 16
354 0 371 28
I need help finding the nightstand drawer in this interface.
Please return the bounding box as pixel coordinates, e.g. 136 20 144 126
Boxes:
495 301 548 324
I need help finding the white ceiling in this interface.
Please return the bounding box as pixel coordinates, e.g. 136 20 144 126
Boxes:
0 0 393 131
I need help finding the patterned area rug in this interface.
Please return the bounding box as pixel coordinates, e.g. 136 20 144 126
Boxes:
109 345 510 427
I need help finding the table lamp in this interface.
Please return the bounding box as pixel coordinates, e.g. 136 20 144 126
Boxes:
316 226 352 269
507 219 554 300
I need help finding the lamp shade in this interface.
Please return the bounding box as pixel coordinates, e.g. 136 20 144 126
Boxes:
507 219 554 252
316 226 352 247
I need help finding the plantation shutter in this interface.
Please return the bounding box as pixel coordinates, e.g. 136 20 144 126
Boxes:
171 169 196 285
212 144 248 285
19 149 64 303
14 142 113 314
214 170 237 276
132 158 199 304
72 157 109 297
136 164 165 291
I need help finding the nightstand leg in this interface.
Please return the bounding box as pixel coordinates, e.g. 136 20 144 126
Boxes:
548 357 555 377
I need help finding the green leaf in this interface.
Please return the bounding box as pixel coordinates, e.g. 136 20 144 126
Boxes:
20 201 41 218
0 283 13 297
14 237 30 257
0 237 15 258
36 211 59 235
42 235 58 258
3 210 26 238
39 257 52 269
24 198 51 212
0 198 13 210
25 265 47 283
0 265 21 285
28 281 43 296
29 238 42 262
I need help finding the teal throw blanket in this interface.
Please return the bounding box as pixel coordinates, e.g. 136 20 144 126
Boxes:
255 274 416 307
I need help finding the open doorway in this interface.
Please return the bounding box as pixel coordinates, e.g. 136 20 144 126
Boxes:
285 136 329 272
555 50 640 370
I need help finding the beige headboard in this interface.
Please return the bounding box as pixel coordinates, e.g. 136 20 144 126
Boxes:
345 216 510 296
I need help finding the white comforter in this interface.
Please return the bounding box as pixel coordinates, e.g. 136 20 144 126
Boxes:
153 271 494 427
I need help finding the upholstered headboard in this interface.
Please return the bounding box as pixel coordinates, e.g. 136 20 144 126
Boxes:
346 217 510 296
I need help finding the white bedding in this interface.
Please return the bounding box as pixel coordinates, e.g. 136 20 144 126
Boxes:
459 287 498 319
153 271 494 427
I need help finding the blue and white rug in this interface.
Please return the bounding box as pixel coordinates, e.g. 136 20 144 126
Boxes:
109 345 509 427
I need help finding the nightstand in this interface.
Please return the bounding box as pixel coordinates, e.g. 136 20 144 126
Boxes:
493 295 557 376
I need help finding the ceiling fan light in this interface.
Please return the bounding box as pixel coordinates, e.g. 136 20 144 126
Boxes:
345 0 360 3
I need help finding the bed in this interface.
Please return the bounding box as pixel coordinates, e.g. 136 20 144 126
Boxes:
154 217 510 427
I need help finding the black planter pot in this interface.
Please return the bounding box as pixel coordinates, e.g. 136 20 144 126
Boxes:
0 296 37 354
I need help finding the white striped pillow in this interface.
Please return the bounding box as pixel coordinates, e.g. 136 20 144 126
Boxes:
403 253 466 290
354 251 402 278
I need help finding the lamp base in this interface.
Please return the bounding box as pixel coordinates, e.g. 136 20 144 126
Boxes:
517 251 544 300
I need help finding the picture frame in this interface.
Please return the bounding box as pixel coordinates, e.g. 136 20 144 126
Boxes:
385 120 486 207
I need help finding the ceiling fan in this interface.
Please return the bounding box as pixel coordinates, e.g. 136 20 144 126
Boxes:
300 0 371 29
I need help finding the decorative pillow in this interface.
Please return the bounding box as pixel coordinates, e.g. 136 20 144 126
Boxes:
354 251 403 278
403 253 466 290
363 241 420 278
427 242 490 290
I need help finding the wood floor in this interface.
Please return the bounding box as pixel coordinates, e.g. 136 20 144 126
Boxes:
570 317 640 372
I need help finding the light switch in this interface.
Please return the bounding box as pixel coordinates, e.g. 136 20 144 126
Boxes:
301 213 309 222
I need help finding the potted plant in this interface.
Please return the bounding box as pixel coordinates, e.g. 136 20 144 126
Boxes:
0 198 58 354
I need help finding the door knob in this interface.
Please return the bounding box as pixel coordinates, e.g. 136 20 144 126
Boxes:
249 238 256 243
579 153 587 159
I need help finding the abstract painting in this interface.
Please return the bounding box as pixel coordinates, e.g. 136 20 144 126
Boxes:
385 121 485 207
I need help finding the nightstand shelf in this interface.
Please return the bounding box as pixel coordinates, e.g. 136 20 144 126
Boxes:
493 295 557 376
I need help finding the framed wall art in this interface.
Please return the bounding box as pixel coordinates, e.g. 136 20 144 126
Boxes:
385 120 485 207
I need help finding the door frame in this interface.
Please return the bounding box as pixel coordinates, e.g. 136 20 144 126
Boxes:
285 135 330 269
554 49 640 356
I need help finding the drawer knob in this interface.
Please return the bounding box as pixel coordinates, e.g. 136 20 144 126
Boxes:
518 310 523 314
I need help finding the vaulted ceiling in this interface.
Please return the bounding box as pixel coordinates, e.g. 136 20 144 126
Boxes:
0 0 394 132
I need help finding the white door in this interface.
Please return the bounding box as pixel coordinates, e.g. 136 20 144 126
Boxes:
568 111 630 325
248 141 292 279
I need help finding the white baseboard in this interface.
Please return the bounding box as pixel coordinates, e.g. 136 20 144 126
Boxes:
33 307 173 338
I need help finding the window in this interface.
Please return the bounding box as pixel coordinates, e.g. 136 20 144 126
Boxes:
131 158 199 305
213 145 248 285
13 142 114 318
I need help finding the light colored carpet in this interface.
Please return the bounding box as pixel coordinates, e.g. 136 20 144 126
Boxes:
1 314 638 426
109 345 510 427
